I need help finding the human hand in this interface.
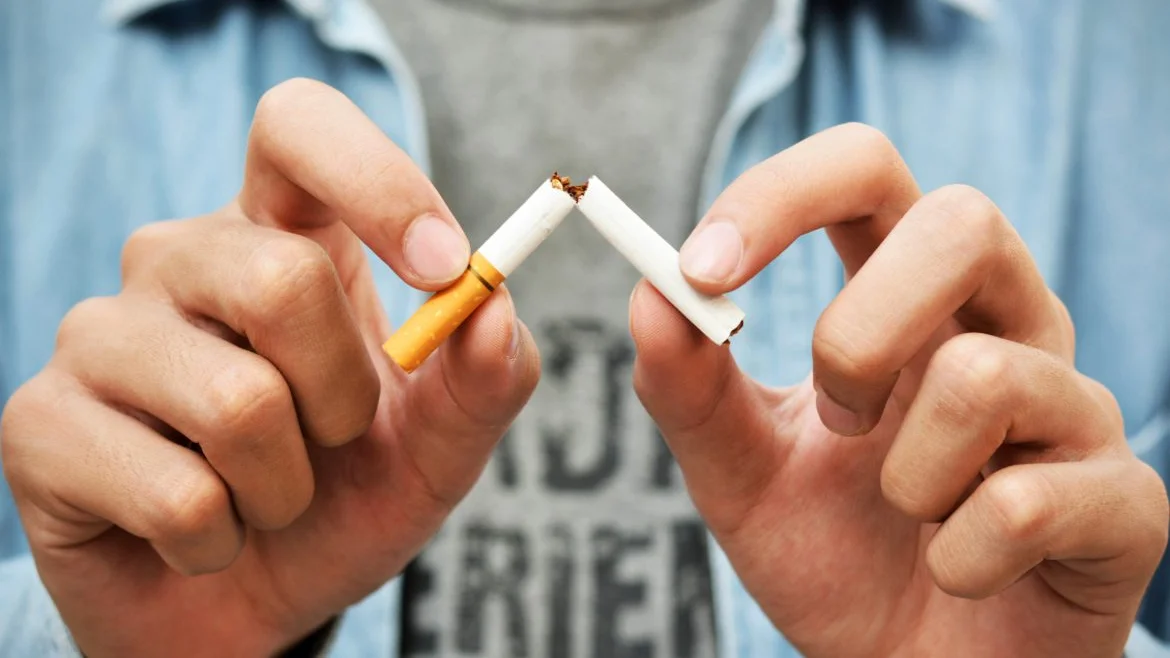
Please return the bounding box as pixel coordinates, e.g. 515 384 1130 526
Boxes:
1 79 540 657
632 123 1169 657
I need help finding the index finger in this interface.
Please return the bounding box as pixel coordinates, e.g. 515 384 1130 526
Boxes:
679 122 921 292
239 78 469 290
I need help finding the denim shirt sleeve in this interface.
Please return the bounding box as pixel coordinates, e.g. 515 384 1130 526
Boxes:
0 550 404 657
0 0 421 654
0 556 80 657
1130 623 1170 658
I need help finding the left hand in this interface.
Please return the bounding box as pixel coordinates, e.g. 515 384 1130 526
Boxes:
631 123 1169 658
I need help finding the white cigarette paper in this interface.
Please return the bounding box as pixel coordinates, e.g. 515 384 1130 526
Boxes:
576 176 745 344
480 179 578 276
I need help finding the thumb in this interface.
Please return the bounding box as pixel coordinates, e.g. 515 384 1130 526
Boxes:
390 286 541 517
629 280 782 535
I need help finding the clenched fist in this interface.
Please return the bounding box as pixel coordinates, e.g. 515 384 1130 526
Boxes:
634 123 1169 658
1 79 540 657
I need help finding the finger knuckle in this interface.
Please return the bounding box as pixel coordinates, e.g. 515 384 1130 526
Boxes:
0 379 36 438
931 333 1013 417
241 236 337 322
0 377 52 478
812 314 890 383
154 475 233 546
204 360 292 440
835 122 898 161
926 184 1000 226
981 468 1054 543
924 538 985 599
56 296 121 351
1079 375 1125 432
1136 460 1169 508
1133 461 1170 552
880 462 940 522
254 78 335 130
921 185 1005 258
828 123 913 210
1047 289 1077 348
121 221 180 281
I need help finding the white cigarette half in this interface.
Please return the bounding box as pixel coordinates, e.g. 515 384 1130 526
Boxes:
576 176 745 344
479 178 578 276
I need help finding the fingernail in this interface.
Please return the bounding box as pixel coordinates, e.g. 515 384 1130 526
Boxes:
403 214 469 284
627 282 644 340
505 291 522 358
628 281 643 311
814 384 864 436
679 221 743 285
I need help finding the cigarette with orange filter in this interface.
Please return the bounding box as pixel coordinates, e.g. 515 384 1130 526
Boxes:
383 174 582 373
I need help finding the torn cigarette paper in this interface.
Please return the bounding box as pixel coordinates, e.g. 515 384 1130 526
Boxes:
576 176 745 345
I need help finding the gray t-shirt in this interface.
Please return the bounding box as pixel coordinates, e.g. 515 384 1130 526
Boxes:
372 1 771 656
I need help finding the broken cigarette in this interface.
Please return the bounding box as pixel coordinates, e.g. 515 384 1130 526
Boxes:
383 175 580 373
576 177 745 344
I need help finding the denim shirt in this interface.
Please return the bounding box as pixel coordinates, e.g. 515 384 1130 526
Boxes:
3 0 1170 656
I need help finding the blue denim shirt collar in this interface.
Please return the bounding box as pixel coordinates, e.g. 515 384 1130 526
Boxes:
102 0 331 25
102 0 997 27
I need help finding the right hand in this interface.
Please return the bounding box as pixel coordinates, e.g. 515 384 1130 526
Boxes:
0 78 541 657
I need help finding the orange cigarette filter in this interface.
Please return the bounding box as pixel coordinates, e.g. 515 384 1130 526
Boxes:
383 253 504 374
382 175 581 373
